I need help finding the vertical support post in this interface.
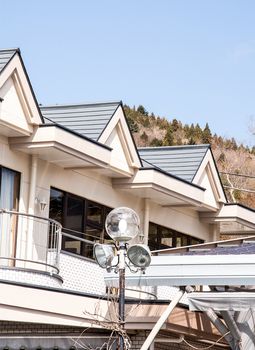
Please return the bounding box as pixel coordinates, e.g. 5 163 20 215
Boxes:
118 244 126 350
143 198 149 245
27 155 38 261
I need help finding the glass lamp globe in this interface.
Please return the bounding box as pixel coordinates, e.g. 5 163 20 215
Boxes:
105 207 140 242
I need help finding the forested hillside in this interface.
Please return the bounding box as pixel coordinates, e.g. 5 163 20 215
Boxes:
124 104 255 208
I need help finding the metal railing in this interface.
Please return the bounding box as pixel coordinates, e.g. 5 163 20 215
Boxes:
0 209 62 274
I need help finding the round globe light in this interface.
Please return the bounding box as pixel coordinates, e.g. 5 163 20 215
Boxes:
105 207 140 242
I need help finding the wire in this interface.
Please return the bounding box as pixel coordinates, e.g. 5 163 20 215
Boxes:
223 185 255 194
181 331 231 350
220 171 255 179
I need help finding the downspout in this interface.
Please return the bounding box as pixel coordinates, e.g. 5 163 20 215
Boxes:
28 155 38 215
27 155 38 260
140 288 185 350
143 198 149 244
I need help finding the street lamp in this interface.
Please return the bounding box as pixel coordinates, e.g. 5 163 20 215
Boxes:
94 207 151 350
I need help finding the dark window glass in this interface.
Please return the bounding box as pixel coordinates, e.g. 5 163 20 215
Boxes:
49 188 64 224
63 194 84 255
49 187 112 259
148 222 203 251
87 201 102 225
148 223 158 250
83 225 103 259
161 228 173 249
0 167 20 210
65 195 84 232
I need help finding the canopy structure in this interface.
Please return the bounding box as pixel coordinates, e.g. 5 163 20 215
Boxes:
105 236 255 350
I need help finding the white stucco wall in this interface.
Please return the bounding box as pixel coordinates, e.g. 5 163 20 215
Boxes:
0 138 212 245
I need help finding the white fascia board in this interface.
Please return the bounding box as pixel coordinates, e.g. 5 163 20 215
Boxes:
200 204 255 230
98 105 141 168
0 282 109 327
188 292 255 311
0 53 41 124
104 254 255 287
113 169 205 207
10 125 111 168
193 150 226 203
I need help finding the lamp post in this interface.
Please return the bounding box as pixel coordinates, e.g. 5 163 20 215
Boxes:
94 207 151 350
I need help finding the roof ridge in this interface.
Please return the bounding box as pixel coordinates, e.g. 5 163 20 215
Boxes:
138 144 210 150
0 48 20 52
40 101 121 109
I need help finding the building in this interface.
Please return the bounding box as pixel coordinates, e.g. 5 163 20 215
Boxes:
0 48 255 349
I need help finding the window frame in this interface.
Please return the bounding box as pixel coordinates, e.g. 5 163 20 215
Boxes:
49 187 112 259
148 222 203 250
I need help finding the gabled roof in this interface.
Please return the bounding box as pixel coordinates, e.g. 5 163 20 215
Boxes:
0 49 18 73
40 102 120 141
138 144 209 182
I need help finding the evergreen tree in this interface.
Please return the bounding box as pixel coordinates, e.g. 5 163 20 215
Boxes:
137 105 148 116
150 138 163 147
171 118 179 132
202 122 212 144
140 131 148 143
163 125 174 146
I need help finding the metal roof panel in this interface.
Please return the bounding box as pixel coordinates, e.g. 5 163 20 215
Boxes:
0 49 18 73
40 102 120 141
139 145 209 182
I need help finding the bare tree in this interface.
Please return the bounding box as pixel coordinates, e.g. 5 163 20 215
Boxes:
213 147 253 203
72 293 141 350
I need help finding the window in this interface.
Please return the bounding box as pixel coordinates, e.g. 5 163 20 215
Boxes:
0 166 20 260
148 222 203 251
0 166 20 211
49 188 111 259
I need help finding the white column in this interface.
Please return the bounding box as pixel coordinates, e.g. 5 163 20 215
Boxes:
143 198 150 244
26 155 38 260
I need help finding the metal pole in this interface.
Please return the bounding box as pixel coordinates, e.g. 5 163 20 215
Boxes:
118 244 126 350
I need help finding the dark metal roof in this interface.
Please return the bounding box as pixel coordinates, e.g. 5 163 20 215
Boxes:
40 102 120 141
0 49 18 73
138 144 209 182
154 235 255 256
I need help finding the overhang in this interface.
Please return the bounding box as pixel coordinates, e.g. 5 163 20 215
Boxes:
112 168 208 209
200 203 255 231
0 281 223 345
0 282 110 327
9 124 111 169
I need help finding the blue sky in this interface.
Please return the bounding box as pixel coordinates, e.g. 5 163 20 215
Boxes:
1 0 255 146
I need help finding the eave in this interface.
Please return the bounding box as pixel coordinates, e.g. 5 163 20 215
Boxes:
200 203 255 231
9 124 111 169
113 168 216 210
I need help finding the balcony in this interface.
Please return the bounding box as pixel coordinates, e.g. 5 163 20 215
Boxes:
0 209 62 287
0 209 176 300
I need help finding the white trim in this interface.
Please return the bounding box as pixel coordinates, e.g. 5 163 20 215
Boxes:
9 126 111 169
0 53 41 124
98 105 141 168
200 204 255 230
105 254 255 287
